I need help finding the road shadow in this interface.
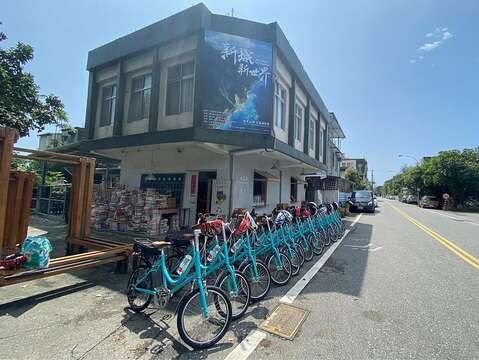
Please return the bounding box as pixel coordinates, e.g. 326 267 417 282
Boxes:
121 306 238 359
301 220 373 298
0 281 96 317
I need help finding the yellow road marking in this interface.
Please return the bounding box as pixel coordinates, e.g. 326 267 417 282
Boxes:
390 204 479 270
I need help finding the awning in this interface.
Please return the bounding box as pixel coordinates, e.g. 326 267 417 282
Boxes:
254 170 280 182
329 112 346 139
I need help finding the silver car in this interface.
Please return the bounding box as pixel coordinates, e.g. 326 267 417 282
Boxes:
419 196 439 208
406 195 418 204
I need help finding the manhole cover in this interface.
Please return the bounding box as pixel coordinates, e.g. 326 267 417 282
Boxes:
259 303 309 340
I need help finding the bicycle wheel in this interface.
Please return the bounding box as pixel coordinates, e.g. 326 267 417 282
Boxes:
177 286 232 349
323 229 331 246
298 237 314 261
241 260 271 302
127 266 153 312
328 227 338 243
214 270 251 321
295 243 306 267
309 233 324 255
282 247 301 276
267 252 292 286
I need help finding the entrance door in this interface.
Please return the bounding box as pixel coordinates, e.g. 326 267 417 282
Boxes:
196 171 216 216
306 183 315 202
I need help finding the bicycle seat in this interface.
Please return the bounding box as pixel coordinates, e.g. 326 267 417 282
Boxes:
151 241 172 249
165 233 194 247
133 239 169 255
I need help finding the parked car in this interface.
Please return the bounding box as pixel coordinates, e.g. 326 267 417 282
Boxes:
405 195 418 204
419 195 440 208
349 190 375 213
464 198 479 209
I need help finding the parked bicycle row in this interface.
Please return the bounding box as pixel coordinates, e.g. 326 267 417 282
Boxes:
126 202 346 349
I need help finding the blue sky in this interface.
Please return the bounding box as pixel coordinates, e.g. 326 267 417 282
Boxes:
2 0 478 184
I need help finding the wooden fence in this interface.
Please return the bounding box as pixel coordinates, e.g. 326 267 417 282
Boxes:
0 127 131 287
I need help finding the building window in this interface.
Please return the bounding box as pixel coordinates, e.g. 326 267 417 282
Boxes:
274 82 286 130
294 102 303 142
290 177 298 202
128 74 152 122
253 172 267 207
99 84 116 127
309 117 316 151
319 128 324 158
166 61 195 115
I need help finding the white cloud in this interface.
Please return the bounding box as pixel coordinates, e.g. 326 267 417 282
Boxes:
418 40 441 52
416 27 453 53
442 31 453 40
410 27 453 64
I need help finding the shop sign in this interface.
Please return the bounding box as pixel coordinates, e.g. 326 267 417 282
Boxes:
201 31 273 135
190 174 197 196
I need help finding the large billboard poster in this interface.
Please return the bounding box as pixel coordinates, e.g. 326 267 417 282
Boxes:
202 31 273 134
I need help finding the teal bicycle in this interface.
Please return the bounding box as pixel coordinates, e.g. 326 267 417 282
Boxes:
126 230 232 349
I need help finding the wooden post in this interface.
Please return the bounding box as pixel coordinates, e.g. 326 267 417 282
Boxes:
81 159 95 239
1 172 34 255
19 173 34 243
0 128 18 256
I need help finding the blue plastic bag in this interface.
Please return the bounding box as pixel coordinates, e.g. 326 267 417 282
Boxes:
20 236 53 269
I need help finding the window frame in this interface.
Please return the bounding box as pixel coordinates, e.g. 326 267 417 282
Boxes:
290 177 298 202
309 114 317 151
99 84 117 127
253 172 267 207
319 127 324 158
274 81 287 130
294 101 304 142
166 60 195 116
128 73 152 123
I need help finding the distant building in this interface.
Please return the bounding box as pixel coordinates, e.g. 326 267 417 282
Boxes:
340 158 368 181
38 127 86 150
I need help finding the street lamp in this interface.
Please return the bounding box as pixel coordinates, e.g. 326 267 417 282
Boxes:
398 154 420 204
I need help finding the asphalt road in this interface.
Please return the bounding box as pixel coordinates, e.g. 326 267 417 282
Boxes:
228 199 479 360
0 200 478 359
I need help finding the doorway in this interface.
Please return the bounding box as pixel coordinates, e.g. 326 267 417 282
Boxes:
196 171 217 216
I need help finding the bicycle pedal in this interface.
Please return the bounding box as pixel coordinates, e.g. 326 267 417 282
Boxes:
153 287 170 308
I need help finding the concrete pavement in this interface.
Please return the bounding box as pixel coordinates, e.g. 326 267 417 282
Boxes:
0 201 478 359
239 200 478 359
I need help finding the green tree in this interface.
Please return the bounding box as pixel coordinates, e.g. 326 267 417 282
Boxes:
383 148 479 207
422 149 479 205
12 158 67 186
0 26 68 137
344 168 367 190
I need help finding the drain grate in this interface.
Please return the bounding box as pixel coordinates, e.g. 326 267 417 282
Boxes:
259 303 309 340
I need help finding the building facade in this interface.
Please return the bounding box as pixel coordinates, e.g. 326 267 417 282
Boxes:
38 127 86 151
340 158 368 181
74 4 346 224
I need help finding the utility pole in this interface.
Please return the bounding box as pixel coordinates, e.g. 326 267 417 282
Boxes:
371 169 374 194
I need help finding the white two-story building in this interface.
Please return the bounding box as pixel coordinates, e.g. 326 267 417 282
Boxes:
70 4 346 225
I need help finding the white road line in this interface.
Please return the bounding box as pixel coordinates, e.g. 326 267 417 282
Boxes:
343 244 371 248
422 209 479 226
224 213 362 360
280 213 362 304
